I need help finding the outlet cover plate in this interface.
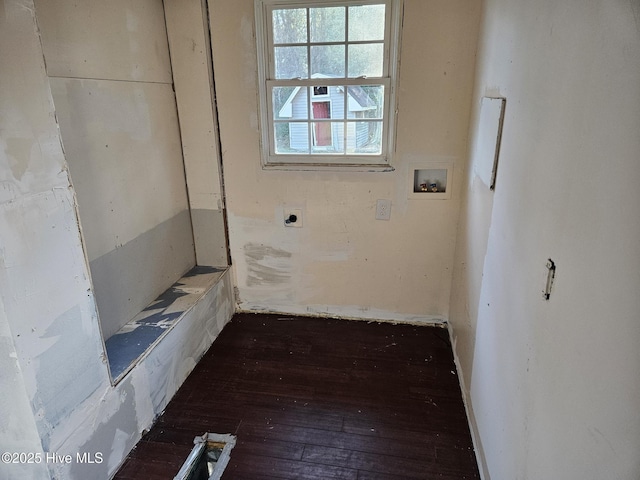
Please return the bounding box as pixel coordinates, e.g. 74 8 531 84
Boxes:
375 199 391 220
284 208 303 227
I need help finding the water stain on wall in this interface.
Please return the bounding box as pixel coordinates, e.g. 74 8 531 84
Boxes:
66 380 138 480
4 138 32 181
33 305 104 451
244 243 292 287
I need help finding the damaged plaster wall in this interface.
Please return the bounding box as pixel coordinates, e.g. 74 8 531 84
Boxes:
1 1 236 478
449 0 640 478
209 0 481 322
0 299 48 480
35 0 196 339
56 269 235 480
0 0 107 475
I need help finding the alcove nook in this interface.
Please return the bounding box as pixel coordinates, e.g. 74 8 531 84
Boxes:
36 0 230 382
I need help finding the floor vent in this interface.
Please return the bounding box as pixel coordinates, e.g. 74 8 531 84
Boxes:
174 433 236 480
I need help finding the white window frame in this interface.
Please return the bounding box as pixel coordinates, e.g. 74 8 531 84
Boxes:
255 0 403 170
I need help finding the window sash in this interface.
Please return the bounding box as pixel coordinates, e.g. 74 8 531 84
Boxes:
255 0 401 168
267 78 390 162
266 1 393 80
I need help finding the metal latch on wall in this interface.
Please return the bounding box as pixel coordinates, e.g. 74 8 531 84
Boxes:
543 259 556 300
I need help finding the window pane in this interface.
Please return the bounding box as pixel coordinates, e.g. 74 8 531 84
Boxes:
272 86 304 120
275 46 308 79
310 7 345 42
311 122 344 153
347 121 383 154
311 100 331 119
272 8 307 44
275 121 309 153
309 87 346 121
361 85 384 118
348 44 384 78
348 4 386 41
311 45 345 77
347 85 384 119
312 86 328 96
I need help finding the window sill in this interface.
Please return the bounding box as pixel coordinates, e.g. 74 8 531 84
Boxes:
262 162 395 172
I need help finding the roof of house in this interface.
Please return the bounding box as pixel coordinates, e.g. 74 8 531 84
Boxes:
278 74 377 118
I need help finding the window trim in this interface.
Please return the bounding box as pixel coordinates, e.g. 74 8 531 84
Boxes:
255 0 403 170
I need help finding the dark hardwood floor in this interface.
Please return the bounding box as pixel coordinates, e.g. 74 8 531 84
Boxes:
114 313 480 479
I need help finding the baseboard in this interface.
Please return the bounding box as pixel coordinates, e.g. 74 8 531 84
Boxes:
236 303 447 327
447 321 490 480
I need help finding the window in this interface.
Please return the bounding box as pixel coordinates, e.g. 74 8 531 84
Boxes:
255 0 402 169
313 85 328 96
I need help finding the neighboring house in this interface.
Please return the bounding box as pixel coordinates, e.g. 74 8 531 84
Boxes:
278 74 379 153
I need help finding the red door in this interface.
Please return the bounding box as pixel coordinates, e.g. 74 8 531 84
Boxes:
312 102 331 146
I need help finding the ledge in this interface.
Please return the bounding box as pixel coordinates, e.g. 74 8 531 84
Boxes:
262 162 395 172
104 265 227 383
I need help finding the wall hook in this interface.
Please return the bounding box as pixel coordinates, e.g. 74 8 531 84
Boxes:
543 259 556 300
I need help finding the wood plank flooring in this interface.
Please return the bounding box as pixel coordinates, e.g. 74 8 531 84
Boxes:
114 313 479 479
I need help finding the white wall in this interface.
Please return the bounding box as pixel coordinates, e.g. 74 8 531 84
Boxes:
36 0 196 339
450 0 640 478
209 0 481 322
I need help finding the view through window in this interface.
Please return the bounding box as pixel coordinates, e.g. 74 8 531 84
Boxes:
255 0 402 168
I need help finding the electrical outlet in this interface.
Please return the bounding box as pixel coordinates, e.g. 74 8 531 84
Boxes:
284 208 303 227
375 199 391 220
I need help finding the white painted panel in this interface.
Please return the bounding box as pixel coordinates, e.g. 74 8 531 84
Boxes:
164 0 228 266
450 0 640 478
50 78 190 261
473 96 504 189
35 0 173 83
164 0 223 209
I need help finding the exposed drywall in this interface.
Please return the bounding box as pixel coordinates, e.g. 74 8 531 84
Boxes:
209 0 481 321
0 299 49 480
89 210 195 339
165 0 229 267
47 78 190 261
104 266 226 380
191 208 228 266
38 0 196 336
35 0 173 83
0 8 70 203
0 189 107 452
449 0 640 478
0 0 107 474
0 0 101 453
53 269 234 480
1 2 235 478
